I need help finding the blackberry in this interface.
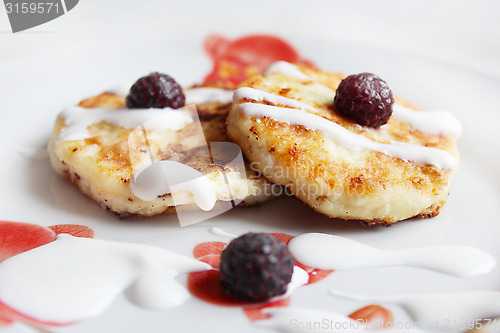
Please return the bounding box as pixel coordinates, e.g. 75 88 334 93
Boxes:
334 73 394 128
219 233 295 302
126 72 185 109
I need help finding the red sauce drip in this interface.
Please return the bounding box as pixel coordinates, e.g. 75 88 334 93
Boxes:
0 221 56 262
187 232 333 321
349 305 394 328
202 34 314 87
187 271 247 307
192 241 226 261
48 224 94 238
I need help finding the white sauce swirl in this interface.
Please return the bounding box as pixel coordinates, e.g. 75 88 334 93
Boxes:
288 233 495 278
262 61 462 137
57 106 194 142
236 101 457 169
265 61 312 80
0 234 211 323
130 160 217 211
392 104 462 136
184 87 233 105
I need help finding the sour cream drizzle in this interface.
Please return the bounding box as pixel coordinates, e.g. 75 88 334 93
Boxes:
279 266 310 300
184 87 234 105
56 87 234 209
234 90 457 169
57 106 194 142
233 87 315 111
57 87 233 142
0 234 211 324
288 233 495 278
392 104 462 136
130 160 217 211
265 61 313 80
208 227 238 239
263 61 462 137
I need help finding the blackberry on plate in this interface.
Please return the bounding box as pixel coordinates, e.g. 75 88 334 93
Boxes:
333 72 394 128
219 233 295 302
126 72 185 109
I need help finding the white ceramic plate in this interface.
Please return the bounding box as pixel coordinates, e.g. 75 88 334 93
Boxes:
1 5 500 333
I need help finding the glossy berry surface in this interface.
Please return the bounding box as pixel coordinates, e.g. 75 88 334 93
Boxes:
126 72 185 109
334 73 394 127
219 233 295 302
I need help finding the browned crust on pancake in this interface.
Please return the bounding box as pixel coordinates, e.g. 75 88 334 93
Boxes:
50 87 278 218
226 65 459 225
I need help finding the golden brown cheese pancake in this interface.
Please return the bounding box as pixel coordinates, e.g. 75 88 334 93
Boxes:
226 64 460 225
49 87 278 218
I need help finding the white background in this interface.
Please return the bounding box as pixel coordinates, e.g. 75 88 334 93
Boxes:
0 1 500 333
1 0 500 75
